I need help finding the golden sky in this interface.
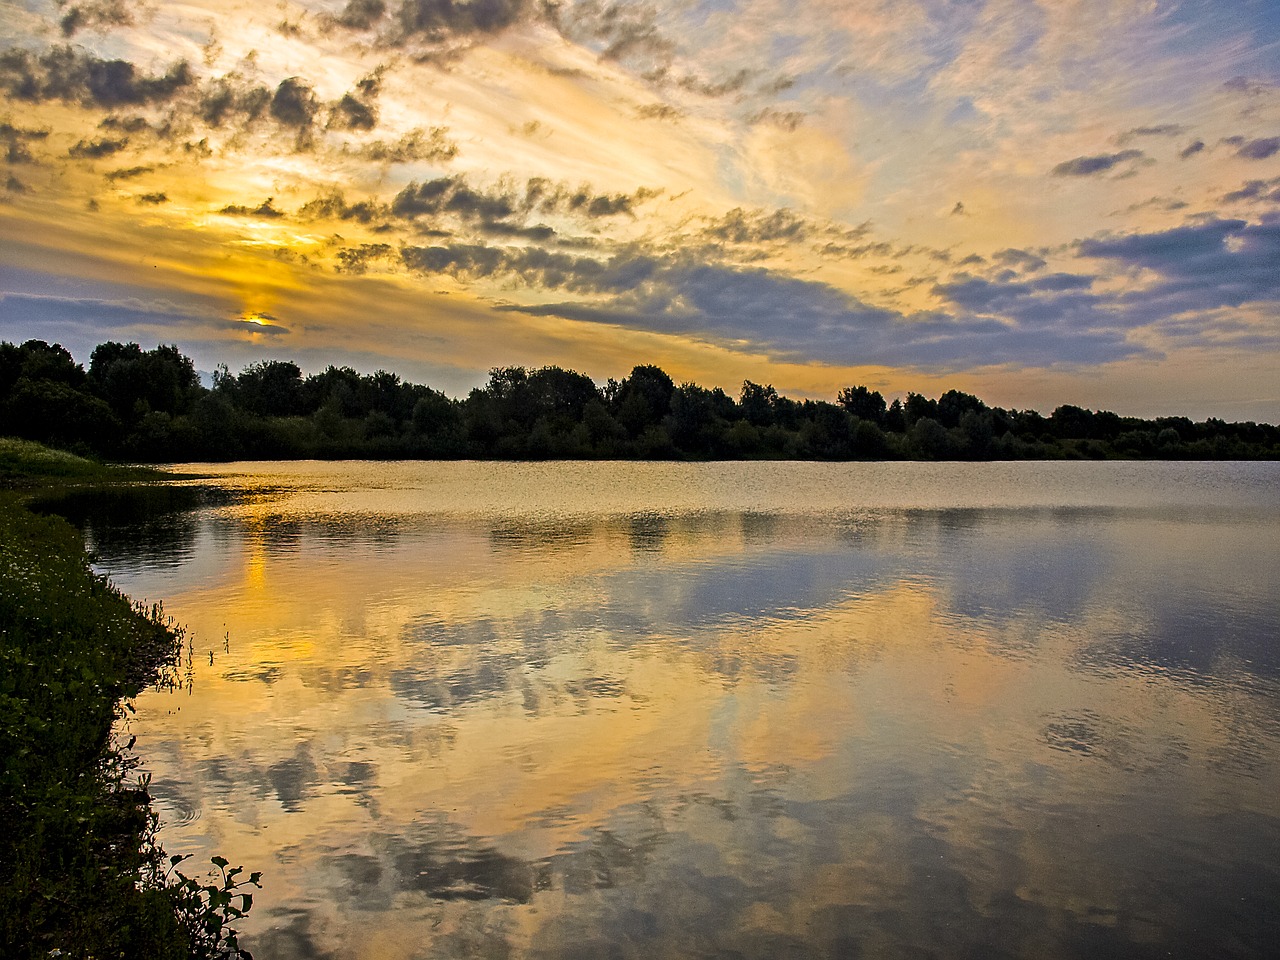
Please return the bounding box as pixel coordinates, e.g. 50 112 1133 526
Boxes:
2 0 1279 418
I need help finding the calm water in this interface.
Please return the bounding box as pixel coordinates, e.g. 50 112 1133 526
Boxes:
82 461 1280 959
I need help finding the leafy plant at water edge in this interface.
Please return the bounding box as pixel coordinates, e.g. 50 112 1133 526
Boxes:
161 855 262 960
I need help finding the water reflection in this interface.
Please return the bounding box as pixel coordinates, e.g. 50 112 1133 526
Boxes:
70 462 1280 959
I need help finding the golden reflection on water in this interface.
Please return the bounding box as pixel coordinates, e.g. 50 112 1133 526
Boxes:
101 462 1280 959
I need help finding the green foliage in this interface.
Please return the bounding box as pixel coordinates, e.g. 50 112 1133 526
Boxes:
0 487 257 958
164 855 262 959
2 337 1279 462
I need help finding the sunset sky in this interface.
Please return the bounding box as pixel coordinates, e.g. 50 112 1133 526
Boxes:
1 0 1278 419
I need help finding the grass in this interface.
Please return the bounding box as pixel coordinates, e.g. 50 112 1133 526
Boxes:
0 438 170 488
0 440 257 959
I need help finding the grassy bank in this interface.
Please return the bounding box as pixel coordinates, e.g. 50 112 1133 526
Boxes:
0 440 256 958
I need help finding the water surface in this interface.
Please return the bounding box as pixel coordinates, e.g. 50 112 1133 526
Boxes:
87 461 1280 959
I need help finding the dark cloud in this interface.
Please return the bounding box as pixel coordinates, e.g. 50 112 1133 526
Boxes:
59 0 135 37
400 241 1142 368
358 126 458 163
1051 150 1145 176
679 68 754 97
560 1 676 69
993 248 1047 272
5 174 29 193
395 0 530 41
391 175 656 225
478 220 556 240
0 121 49 164
701 207 810 245
301 190 390 225
394 175 516 220
231 315 289 336
197 76 272 127
1079 218 1280 315
1221 177 1280 204
1223 136 1280 160
1115 124 1185 145
636 103 681 121
1119 195 1189 215
0 46 193 108
931 273 1099 327
1224 76 1274 97
219 198 285 218
329 92 377 131
816 239 897 260
336 0 387 30
746 107 805 131
950 201 966 216
328 70 383 132
98 114 150 133
104 164 154 181
135 191 167 204
335 242 395 273
270 77 318 129
1178 139 1205 159
68 136 129 158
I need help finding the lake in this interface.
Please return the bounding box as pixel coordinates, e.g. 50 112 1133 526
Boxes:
80 461 1280 959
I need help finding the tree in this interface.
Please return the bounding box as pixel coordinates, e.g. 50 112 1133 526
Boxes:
837 385 887 425
740 381 779 427
613 365 674 436
232 360 304 416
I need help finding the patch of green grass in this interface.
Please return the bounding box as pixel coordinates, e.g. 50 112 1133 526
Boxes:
0 437 169 489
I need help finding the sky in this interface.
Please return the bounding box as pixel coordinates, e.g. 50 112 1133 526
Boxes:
0 0 1278 419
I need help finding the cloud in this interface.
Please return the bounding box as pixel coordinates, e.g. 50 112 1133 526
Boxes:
1221 178 1280 204
68 136 129 158
1222 136 1280 160
59 0 135 37
335 243 396 273
0 46 193 108
1224 76 1275 97
0 120 49 164
104 164 154 181
1079 218 1280 315
196 76 273 127
636 103 681 121
135 191 167 204
270 78 318 129
1051 150 1145 177
220 198 286 218
335 0 388 31
390 175 657 227
746 107 805 132
397 240 1143 368
357 127 458 163
393 0 532 43
1178 140 1205 159
232 313 289 336
993 248 1047 272
1118 196 1189 215
1115 124 1185 145
300 190 390 225
329 93 377 131
700 207 811 245
559 1 676 69
327 70 383 132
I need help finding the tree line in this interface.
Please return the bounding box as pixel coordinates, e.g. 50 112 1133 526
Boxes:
2 339 1277 461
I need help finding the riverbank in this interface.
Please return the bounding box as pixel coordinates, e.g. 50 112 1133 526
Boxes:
0 440 255 959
